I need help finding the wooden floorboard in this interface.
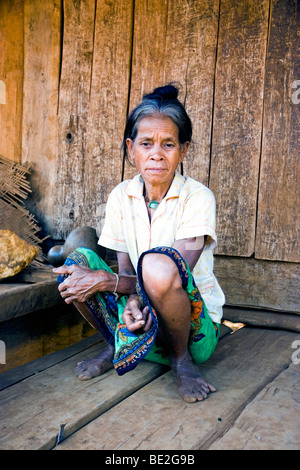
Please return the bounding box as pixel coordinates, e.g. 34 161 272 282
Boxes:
0 342 167 450
0 334 102 391
209 362 300 449
54 328 299 450
1 326 298 450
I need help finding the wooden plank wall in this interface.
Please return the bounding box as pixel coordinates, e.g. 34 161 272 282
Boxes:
22 0 61 232
0 0 299 313
0 0 23 163
209 0 269 258
255 0 300 263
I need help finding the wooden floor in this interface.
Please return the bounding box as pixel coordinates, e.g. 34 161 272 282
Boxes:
0 325 299 450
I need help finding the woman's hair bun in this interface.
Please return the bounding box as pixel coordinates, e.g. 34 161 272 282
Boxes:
143 83 179 101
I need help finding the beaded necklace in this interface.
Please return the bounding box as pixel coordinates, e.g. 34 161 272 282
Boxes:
148 200 160 210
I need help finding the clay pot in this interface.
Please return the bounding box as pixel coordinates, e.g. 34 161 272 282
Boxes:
47 226 106 267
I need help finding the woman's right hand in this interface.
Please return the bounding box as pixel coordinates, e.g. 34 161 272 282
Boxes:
122 295 153 333
53 264 109 304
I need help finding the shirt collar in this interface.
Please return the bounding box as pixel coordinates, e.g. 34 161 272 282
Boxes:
125 172 185 200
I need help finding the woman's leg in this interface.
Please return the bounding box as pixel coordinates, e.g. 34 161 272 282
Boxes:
72 300 115 380
141 252 216 403
57 248 117 380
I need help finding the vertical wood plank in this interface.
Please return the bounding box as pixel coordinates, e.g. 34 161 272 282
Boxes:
54 0 132 238
255 0 300 262
128 0 169 108
82 0 133 234
124 0 219 186
54 0 96 239
122 0 168 182
0 0 23 163
209 0 270 256
22 0 61 235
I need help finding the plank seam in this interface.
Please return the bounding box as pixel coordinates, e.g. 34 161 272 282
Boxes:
197 360 292 450
121 0 135 182
51 365 169 450
207 0 221 188
57 0 64 115
0 337 103 391
89 0 97 100
253 0 273 257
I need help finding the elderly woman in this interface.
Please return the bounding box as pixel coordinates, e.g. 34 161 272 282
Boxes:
54 84 225 403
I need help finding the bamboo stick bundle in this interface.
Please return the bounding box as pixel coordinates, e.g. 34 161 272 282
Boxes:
0 155 47 267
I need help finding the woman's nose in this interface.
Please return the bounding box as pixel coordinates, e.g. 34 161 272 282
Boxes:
150 145 164 159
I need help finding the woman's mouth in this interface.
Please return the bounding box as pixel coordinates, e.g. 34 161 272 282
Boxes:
147 168 166 173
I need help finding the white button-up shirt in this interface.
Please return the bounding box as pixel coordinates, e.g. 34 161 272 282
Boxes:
99 172 225 323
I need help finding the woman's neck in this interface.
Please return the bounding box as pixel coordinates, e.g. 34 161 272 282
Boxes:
143 180 173 203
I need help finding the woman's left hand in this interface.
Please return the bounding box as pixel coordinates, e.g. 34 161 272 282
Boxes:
53 265 106 304
122 295 153 332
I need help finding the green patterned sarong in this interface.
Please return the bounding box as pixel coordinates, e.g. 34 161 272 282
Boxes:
57 246 219 375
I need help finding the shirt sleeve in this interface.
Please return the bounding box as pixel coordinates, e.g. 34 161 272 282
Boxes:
175 187 217 250
98 186 129 253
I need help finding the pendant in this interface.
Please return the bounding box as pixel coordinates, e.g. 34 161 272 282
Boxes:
149 201 159 210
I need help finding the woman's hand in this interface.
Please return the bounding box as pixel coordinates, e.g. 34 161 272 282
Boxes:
122 295 153 333
53 265 109 304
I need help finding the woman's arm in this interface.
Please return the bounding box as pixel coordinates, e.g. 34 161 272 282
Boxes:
53 251 137 304
117 251 153 332
54 264 117 304
172 236 207 271
116 251 137 295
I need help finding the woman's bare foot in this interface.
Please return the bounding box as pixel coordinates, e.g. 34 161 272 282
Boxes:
171 355 216 403
75 344 114 380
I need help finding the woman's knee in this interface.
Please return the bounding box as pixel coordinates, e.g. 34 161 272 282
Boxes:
141 253 182 296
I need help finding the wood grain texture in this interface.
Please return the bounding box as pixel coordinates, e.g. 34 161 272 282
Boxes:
210 363 300 450
124 0 219 185
223 306 300 332
255 0 300 262
0 0 23 163
214 256 300 314
22 0 61 234
0 341 166 450
0 301 94 373
82 0 133 235
209 0 270 256
54 0 96 238
54 328 299 450
0 335 101 390
54 0 132 238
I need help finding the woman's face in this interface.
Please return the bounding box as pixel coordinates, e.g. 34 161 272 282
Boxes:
126 115 189 188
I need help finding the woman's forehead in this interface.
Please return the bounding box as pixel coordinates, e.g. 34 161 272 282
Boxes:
136 115 179 138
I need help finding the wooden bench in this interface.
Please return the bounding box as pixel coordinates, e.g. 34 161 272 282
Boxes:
0 265 96 371
0 265 62 323
0 324 299 450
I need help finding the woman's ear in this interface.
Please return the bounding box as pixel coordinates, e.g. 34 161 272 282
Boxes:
126 138 135 165
179 141 190 162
